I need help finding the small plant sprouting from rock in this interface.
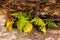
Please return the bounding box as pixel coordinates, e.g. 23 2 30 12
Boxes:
31 16 46 33
46 19 57 29
5 12 57 33
6 17 14 31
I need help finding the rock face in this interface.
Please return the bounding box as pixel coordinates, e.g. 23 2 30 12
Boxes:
0 0 60 40
0 9 7 26
0 27 31 40
0 0 60 15
1 26 60 40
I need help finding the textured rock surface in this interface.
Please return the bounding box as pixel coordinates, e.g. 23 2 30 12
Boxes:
1 26 60 40
0 0 60 40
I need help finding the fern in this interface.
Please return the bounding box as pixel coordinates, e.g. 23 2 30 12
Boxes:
6 12 57 33
23 21 33 33
31 16 46 33
10 12 32 20
46 19 57 29
6 18 14 31
17 18 27 32
10 12 32 32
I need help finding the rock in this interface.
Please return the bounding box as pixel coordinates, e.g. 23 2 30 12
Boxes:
45 37 55 40
47 30 60 34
